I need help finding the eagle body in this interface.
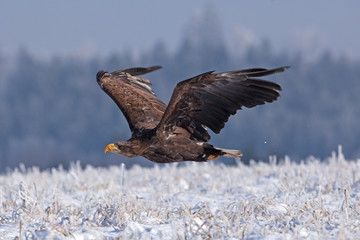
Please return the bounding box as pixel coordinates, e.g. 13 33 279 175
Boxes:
97 65 289 163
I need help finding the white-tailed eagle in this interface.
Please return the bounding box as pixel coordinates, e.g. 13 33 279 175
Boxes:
96 65 289 163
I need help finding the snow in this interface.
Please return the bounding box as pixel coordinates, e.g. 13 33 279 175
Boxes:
1 146 360 239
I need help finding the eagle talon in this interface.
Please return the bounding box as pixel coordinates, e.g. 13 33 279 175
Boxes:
207 154 220 160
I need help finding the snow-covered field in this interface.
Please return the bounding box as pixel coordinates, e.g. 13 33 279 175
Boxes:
1 146 360 239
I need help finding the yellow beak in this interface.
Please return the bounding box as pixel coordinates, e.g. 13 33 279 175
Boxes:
104 143 119 153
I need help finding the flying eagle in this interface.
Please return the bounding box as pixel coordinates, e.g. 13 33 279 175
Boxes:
97 65 289 163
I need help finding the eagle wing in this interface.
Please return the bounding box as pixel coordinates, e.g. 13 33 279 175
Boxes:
157 66 289 137
97 66 167 134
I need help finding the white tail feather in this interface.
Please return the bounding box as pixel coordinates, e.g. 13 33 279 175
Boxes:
216 148 243 160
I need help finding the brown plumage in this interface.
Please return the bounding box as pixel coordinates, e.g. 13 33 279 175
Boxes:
97 65 289 163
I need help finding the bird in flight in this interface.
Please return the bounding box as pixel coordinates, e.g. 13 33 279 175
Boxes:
97 65 289 163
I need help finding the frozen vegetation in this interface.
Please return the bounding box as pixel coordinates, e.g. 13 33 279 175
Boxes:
0 146 360 239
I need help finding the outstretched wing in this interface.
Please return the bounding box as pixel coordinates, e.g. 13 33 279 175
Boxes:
97 66 167 134
157 66 290 137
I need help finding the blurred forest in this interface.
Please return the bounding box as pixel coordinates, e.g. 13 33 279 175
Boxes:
1 12 359 171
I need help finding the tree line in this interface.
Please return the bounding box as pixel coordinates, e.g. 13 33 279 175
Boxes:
1 21 359 171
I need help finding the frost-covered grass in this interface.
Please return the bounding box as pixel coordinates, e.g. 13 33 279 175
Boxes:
1 146 360 239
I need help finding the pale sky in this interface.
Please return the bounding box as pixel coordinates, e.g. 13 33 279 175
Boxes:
1 0 359 60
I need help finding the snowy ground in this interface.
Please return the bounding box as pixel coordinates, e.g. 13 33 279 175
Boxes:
0 146 360 239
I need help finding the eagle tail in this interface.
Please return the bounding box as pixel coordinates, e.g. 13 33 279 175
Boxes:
204 146 242 160
218 148 243 160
